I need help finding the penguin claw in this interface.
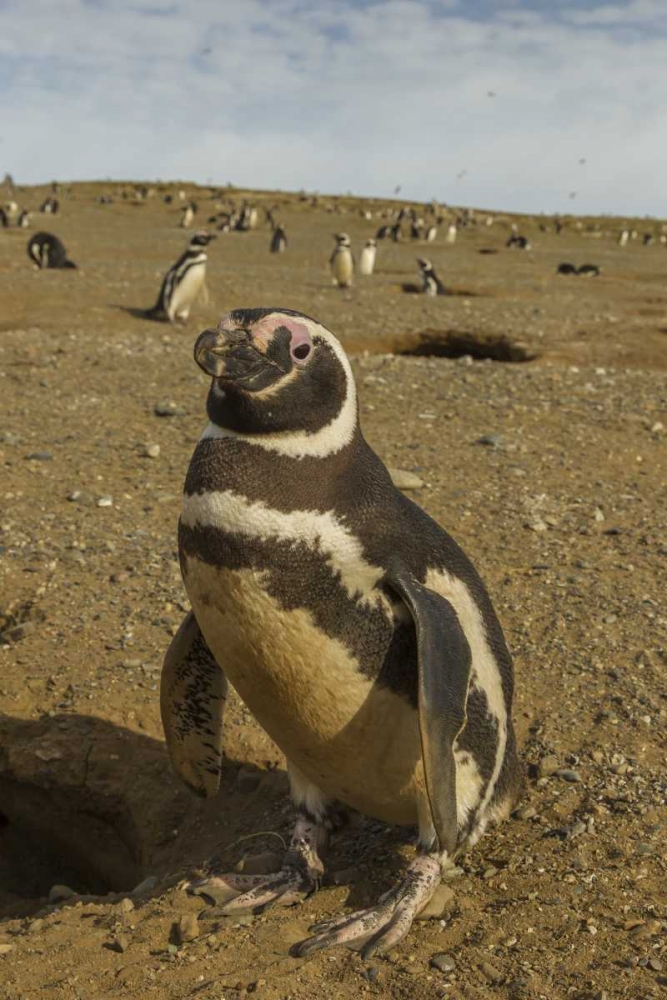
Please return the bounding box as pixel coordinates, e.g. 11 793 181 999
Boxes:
189 869 315 916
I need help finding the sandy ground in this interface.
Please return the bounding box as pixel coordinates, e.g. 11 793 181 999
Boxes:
0 183 665 999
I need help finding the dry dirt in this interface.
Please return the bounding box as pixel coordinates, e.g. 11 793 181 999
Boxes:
0 183 665 1000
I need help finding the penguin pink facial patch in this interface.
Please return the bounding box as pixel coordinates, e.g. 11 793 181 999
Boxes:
250 315 312 361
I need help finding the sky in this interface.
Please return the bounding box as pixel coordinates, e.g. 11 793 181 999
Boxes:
1 0 667 216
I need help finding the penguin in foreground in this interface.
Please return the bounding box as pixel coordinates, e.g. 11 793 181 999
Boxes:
329 232 354 287
161 307 521 958
358 238 377 276
270 225 287 253
417 257 446 296
145 230 215 324
27 232 76 269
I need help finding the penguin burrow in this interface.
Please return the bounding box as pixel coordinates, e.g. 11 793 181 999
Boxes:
161 307 522 958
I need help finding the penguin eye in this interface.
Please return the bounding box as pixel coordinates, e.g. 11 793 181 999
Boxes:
292 343 311 362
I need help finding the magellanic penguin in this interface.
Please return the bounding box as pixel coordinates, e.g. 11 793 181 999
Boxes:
417 257 446 296
162 307 522 958
329 233 354 287
145 230 215 324
358 238 377 276
270 225 287 253
27 232 76 269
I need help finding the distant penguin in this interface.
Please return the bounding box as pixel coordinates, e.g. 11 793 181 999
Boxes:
643 233 654 246
181 204 195 229
390 222 402 242
556 262 577 275
577 263 601 277
0 208 7 228
146 230 215 324
18 210 31 228
417 257 446 296
270 225 287 253
40 197 59 215
330 233 354 288
618 230 629 247
27 232 76 269
506 234 531 250
445 223 457 244
425 225 437 243
376 225 391 240
359 238 377 276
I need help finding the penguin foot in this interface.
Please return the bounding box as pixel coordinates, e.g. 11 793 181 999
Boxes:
187 814 326 916
292 853 441 960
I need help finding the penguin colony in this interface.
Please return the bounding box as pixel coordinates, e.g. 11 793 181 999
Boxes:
161 306 522 958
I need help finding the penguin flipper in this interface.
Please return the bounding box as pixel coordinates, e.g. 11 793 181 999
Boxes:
160 612 228 798
387 567 472 856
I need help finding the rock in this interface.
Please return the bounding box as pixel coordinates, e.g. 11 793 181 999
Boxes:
479 960 504 983
177 913 200 943
67 490 94 506
388 468 425 491
476 433 503 448
118 897 135 913
154 401 184 417
649 958 664 972
4 621 36 642
235 852 283 876
131 875 158 897
109 934 129 953
556 769 582 783
143 443 160 458
538 754 559 778
527 518 548 532
416 884 455 919
26 919 44 934
97 496 114 507
0 943 15 955
25 451 53 461
430 952 456 973
48 884 75 903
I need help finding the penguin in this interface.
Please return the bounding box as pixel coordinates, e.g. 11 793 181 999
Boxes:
375 225 391 240
618 230 629 247
390 222 402 242
180 204 195 229
410 221 423 241
162 307 521 959
556 262 577 275
425 225 437 243
27 232 76 269
40 197 59 214
643 233 654 247
329 233 354 288
359 238 377 276
445 223 457 244
417 257 446 296
270 225 287 253
506 234 531 250
0 208 7 228
577 263 601 277
18 210 31 228
144 230 215 323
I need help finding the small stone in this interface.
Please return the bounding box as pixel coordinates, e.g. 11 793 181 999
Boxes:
416 884 455 919
556 769 581 783
603 613 617 624
527 518 548 532
479 960 504 983
154 401 183 417
177 913 200 943
649 958 664 972
67 490 94 506
97 496 113 507
48 884 75 903
143 443 160 458
388 468 425 491
235 852 283 876
430 952 456 973
538 754 559 778
476 433 502 448
118 897 135 913
514 804 537 820
482 866 498 879
4 621 36 642
109 934 129 953
0 943 15 955
25 451 53 461
26 919 44 934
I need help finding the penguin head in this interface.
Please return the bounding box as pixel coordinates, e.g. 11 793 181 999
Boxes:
417 257 432 272
194 308 357 443
365 239 377 248
190 229 215 247
334 232 351 246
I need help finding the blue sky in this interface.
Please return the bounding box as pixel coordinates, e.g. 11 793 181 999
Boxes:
2 0 666 215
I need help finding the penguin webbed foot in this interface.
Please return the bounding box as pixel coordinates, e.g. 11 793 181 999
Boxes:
188 863 318 916
292 853 441 960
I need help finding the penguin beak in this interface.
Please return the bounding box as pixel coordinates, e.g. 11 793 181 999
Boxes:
194 327 275 385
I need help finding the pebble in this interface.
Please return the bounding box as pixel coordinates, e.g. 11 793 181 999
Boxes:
4 621 36 642
143 443 160 458
235 851 282 875
118 897 135 913
48 884 76 904
109 934 129 953
479 960 504 983
430 952 456 973
97 495 114 507
177 914 200 943
476 433 503 448
67 490 94 506
26 919 43 935
388 468 425 491
154 401 184 417
0 943 15 955
416 884 455 920
649 958 664 972
556 769 581 783
538 754 559 778
603 613 617 624
25 451 53 461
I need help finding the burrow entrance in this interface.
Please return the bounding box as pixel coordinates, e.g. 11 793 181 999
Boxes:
347 329 537 363
0 776 142 918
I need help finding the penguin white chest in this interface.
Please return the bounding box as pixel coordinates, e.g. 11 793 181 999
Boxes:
359 247 376 276
331 250 354 287
170 263 205 320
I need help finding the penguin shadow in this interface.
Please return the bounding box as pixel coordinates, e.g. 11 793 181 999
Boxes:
113 304 165 323
0 711 286 919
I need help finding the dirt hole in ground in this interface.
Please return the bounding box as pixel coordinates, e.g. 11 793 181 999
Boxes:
348 329 537 363
0 776 142 917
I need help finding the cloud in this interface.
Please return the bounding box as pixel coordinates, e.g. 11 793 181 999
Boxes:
1 0 666 215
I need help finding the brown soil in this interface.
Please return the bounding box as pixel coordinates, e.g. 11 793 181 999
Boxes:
0 183 665 999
